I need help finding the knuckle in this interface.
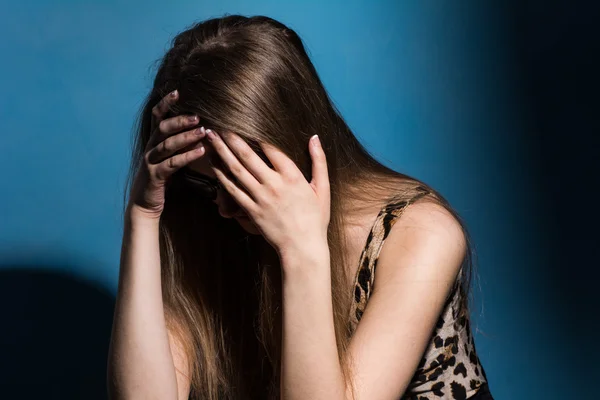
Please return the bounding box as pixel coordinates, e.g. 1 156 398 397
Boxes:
187 129 200 141
147 164 158 180
167 156 176 170
184 151 195 163
160 139 171 153
158 119 168 133
254 207 265 219
179 115 190 128
266 180 279 195
238 148 251 160
268 187 279 199
289 173 302 184
230 164 243 176
151 104 162 119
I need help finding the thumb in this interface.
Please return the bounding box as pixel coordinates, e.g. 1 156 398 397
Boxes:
309 135 330 203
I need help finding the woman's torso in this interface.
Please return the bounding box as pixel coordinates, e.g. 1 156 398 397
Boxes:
346 188 493 399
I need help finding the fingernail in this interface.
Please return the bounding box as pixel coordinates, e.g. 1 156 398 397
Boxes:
188 115 198 123
170 90 178 98
206 129 215 141
311 134 320 147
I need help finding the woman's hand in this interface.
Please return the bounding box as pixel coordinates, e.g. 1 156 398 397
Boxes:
128 90 207 219
204 129 331 259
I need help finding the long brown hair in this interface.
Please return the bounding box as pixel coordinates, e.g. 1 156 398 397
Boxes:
124 14 476 399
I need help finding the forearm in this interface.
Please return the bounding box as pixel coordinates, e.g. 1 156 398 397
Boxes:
279 246 346 400
107 206 178 400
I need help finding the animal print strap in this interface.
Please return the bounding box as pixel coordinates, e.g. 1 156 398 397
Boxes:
347 187 489 399
349 186 432 329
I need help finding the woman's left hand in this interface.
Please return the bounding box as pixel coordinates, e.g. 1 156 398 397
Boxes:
204 129 330 259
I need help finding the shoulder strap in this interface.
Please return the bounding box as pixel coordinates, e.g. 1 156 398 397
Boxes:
350 186 432 325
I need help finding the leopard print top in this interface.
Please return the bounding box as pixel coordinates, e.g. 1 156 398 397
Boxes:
348 188 490 399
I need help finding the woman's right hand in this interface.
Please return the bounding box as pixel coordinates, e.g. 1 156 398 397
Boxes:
127 89 207 220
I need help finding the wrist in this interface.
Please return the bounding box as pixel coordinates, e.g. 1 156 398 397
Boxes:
278 241 330 278
278 238 329 261
126 204 162 227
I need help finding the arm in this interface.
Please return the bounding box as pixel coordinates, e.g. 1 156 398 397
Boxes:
280 244 346 400
279 201 466 400
196 128 462 398
346 201 466 398
107 205 191 400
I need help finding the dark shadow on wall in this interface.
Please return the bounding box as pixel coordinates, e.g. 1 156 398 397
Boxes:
0 267 114 400
502 0 600 377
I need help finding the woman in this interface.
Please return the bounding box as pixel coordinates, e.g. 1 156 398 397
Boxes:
107 14 493 400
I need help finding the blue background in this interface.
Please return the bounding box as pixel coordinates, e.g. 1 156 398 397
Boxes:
1 1 597 398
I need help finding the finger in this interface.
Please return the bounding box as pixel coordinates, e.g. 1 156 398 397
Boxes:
259 141 298 174
152 144 206 181
217 131 275 183
205 129 262 196
308 135 330 200
211 164 256 214
151 89 178 130
146 126 206 165
148 114 200 149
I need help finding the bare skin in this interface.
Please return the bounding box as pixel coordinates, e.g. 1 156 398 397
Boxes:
107 90 208 400
197 124 466 399
105 88 369 399
107 90 467 399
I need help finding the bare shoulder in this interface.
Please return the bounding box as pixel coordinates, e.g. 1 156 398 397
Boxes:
375 199 467 284
394 199 466 244
347 199 469 398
